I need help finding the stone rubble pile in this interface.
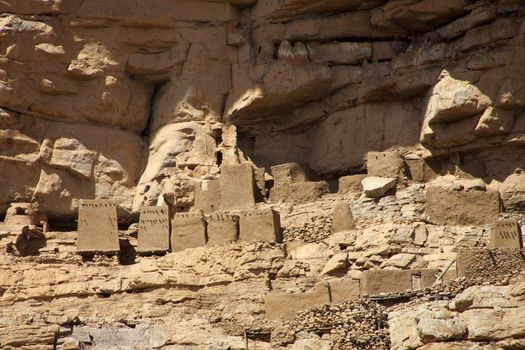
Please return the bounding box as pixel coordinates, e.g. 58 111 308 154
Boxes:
282 215 333 243
458 247 525 278
292 300 390 350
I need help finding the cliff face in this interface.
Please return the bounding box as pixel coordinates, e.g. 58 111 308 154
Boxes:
1 0 524 222
3 2 525 349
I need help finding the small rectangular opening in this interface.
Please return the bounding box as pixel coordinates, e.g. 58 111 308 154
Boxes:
411 274 421 291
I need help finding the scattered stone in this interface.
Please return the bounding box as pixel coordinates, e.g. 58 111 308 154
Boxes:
331 202 355 233
362 177 397 198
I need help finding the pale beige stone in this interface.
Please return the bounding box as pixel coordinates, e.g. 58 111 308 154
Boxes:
331 202 355 233
362 177 397 198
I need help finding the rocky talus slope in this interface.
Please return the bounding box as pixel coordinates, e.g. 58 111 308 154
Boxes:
1 0 525 349
3 177 525 349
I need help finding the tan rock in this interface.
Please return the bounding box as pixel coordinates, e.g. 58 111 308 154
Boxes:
331 201 355 233
417 318 468 343
474 107 514 137
381 253 416 269
77 0 234 25
425 73 492 124
225 61 332 124
320 252 348 276
309 100 421 173
288 242 331 260
413 222 428 246
382 0 471 32
338 174 367 194
362 176 397 198
460 307 525 341
307 42 371 65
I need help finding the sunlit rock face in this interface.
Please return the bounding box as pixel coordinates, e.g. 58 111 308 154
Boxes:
1 0 525 220
5 4 525 350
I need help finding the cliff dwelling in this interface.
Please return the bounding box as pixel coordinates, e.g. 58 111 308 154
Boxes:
1 0 525 349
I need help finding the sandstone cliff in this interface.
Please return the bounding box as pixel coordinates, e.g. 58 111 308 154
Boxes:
1 0 524 221
2 1 525 349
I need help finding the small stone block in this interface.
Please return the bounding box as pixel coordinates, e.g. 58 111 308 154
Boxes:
367 151 405 179
331 201 355 233
265 283 330 321
270 162 312 186
338 174 367 194
362 268 439 295
329 278 361 304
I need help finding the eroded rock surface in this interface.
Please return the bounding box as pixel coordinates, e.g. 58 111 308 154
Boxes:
2 1 525 349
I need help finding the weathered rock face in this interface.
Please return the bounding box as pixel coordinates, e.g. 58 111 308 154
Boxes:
3 2 525 349
1 0 525 220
